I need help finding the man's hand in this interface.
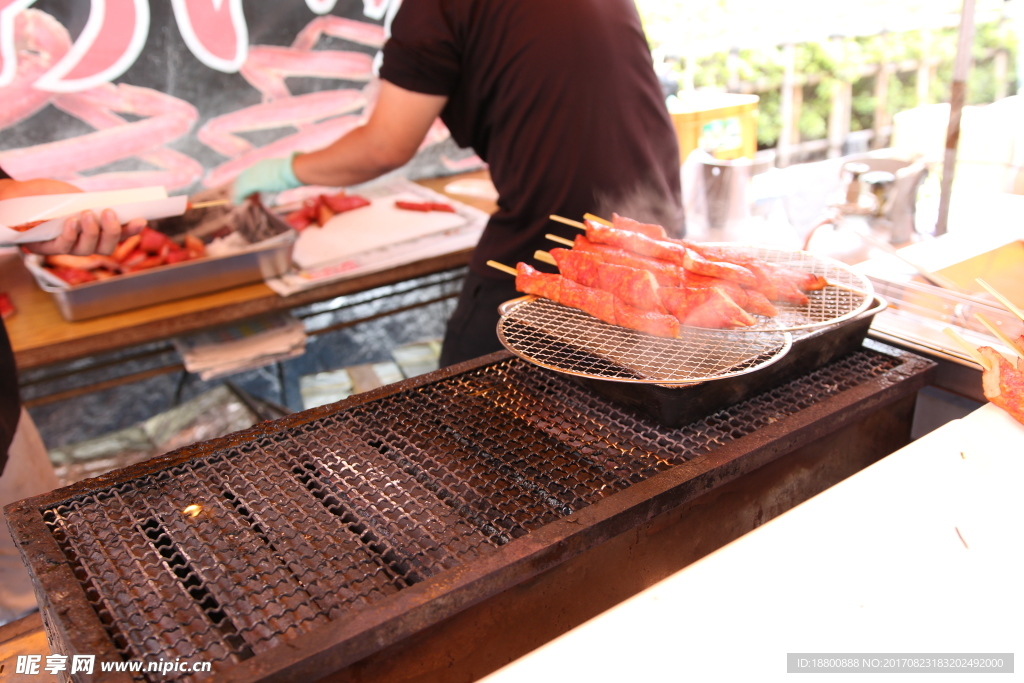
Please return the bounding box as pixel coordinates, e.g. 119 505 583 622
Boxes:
231 154 302 205
0 178 146 256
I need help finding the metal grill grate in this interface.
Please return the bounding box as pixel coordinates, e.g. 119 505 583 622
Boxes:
498 297 793 384
41 350 902 681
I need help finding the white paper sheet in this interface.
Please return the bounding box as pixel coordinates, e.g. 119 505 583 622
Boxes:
0 187 187 245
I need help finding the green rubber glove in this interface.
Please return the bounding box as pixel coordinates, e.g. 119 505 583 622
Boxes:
232 153 302 204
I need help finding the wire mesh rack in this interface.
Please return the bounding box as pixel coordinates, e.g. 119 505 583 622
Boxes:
497 297 792 384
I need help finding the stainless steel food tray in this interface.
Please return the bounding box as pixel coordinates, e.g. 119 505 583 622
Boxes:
497 296 793 385
24 202 295 321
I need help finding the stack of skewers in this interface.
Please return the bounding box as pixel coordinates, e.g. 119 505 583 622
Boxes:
489 213 838 339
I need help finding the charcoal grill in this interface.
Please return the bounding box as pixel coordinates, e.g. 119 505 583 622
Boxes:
6 341 934 682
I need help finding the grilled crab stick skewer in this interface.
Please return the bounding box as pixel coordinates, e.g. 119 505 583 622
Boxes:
552 214 828 301
488 261 680 338
545 235 779 319
536 250 757 329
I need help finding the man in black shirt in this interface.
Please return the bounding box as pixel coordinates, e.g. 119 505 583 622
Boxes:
0 167 145 624
234 0 682 365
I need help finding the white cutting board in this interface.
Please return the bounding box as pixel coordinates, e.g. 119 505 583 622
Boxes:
291 192 467 269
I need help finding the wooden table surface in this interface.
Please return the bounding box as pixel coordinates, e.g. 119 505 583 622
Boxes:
3 172 497 371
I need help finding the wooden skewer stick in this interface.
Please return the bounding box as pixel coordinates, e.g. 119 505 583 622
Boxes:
545 233 575 247
583 212 611 226
550 215 585 229
943 326 992 370
486 260 517 277
973 312 1024 359
976 278 1024 323
534 250 557 266
188 199 230 210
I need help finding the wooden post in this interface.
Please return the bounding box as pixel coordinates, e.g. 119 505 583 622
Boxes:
778 43 797 167
917 30 933 105
994 48 1009 100
827 36 851 158
872 63 891 149
936 0 976 236
727 48 741 93
683 49 696 92
791 81 804 149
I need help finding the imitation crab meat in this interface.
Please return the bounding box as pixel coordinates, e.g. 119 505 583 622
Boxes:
283 191 370 231
43 227 207 285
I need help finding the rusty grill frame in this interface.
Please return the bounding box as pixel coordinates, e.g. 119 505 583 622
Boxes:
6 340 934 683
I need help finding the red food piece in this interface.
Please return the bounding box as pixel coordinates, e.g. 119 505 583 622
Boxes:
112 234 141 263
429 202 456 212
8 219 46 233
585 220 687 264
516 262 562 301
45 254 120 271
979 347 1024 426
550 248 666 312
49 267 97 286
285 210 313 231
682 247 757 287
301 198 320 221
139 226 170 254
572 235 682 287
121 248 148 268
165 247 191 265
184 234 206 258
681 288 757 329
395 200 432 212
515 263 677 336
549 248 602 289
317 202 336 226
611 213 668 240
0 292 14 319
323 192 370 213
741 290 779 317
562 278 617 325
124 255 165 273
92 269 117 281
614 300 679 337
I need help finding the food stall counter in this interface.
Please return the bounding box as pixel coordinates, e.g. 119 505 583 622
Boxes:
2 172 495 372
481 402 1023 682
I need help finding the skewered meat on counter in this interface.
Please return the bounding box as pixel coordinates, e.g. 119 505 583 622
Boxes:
546 247 757 329
515 263 680 338
979 344 1024 426
577 218 829 308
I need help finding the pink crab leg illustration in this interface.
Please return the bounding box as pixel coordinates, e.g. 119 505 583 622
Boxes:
1 10 70 128
291 15 386 51
0 111 197 179
198 89 366 157
204 114 363 188
33 0 149 92
0 8 204 190
240 46 374 100
69 149 204 192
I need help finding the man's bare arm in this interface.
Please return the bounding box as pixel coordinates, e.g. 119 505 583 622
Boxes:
292 80 448 188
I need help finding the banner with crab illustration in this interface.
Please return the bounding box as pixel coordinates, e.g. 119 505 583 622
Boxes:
0 0 479 195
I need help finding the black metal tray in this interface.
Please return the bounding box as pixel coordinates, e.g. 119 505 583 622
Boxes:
574 297 887 427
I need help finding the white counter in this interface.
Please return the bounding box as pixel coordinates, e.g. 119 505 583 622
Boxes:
482 403 1023 683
